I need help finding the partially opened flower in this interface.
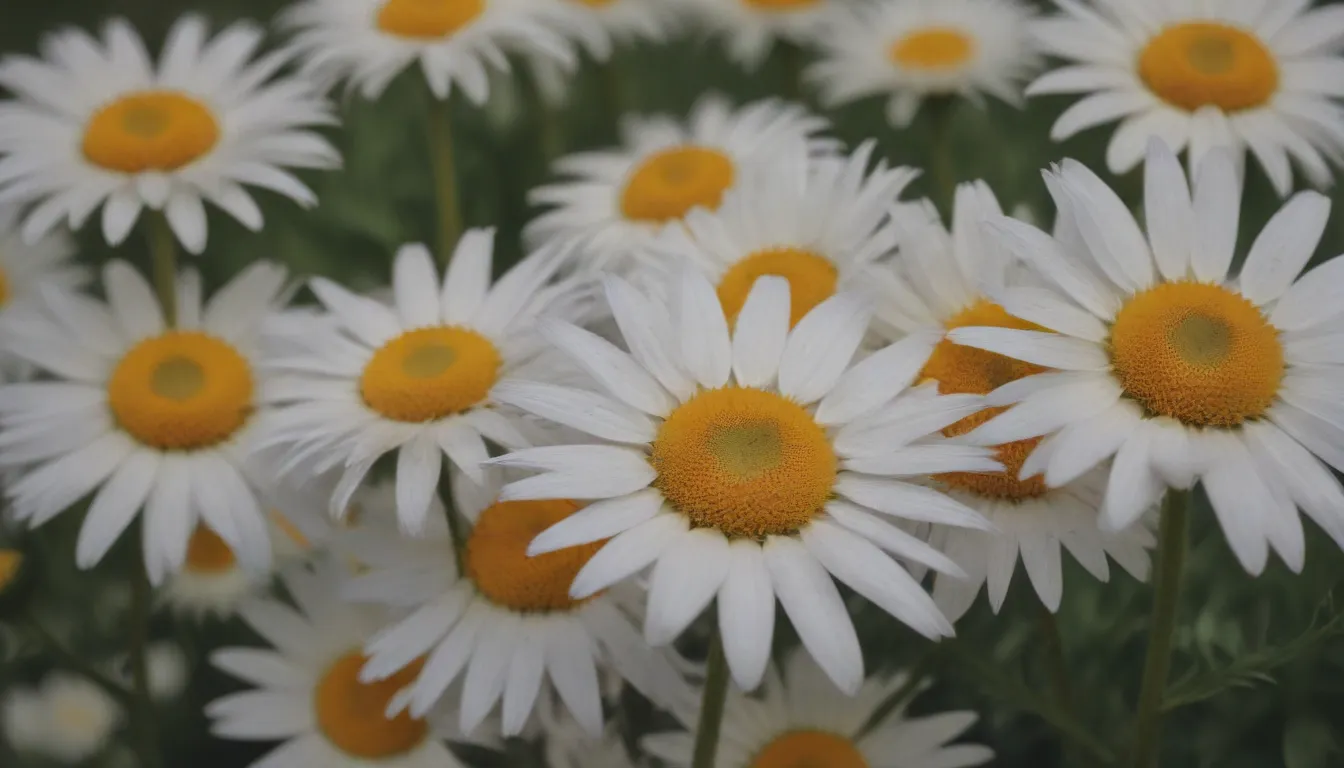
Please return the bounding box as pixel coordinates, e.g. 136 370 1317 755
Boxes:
957 139 1344 575
492 270 998 694
808 0 1040 127
643 648 993 768
0 16 338 254
0 261 289 582
1029 0 1344 195
524 96 829 272
683 0 833 71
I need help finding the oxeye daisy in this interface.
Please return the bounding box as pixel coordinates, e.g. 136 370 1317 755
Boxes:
0 207 83 380
0 16 338 255
643 648 993 768
492 270 999 694
209 559 474 767
260 233 578 533
341 468 691 736
1029 0 1344 195
651 141 918 328
0 261 290 583
956 139 1344 576
808 0 1040 128
683 0 832 71
1 673 122 764
524 96 830 272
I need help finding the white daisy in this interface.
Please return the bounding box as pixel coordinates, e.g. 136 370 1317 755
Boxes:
282 0 576 103
643 648 993 768
208 559 472 768
1029 0 1344 196
492 270 1001 694
259 233 579 533
0 260 290 583
0 16 338 254
2 673 123 764
683 0 833 71
523 96 830 272
808 0 1041 128
956 138 1344 575
543 718 637 768
341 466 691 736
0 206 83 380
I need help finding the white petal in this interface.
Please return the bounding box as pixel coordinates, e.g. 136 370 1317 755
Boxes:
834 475 992 530
1144 137 1195 282
103 260 164 341
816 330 940 426
996 287 1108 342
826 500 965 577
982 216 1118 319
1102 430 1165 531
1191 148 1242 283
395 435 442 535
717 540 775 691
545 617 603 736
1270 256 1344 331
777 293 871 404
947 327 1110 370
491 381 656 444
603 275 695 401
500 622 546 736
730 276 790 389
76 451 158 569
392 243 441 328
644 528 730 645
570 514 688 598
676 269 731 389
459 614 517 733
495 446 655 501
1044 399 1143 487
527 488 663 556
1202 436 1274 575
441 229 493 324
965 374 1122 446
165 191 208 255
1239 191 1331 305
762 536 864 695
542 321 673 417
1019 534 1064 611
309 278 400 349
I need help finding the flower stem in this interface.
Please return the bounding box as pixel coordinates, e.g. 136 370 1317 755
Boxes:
1038 603 1073 711
426 92 463 266
147 212 177 327
436 463 467 576
1130 489 1190 768
127 532 163 768
925 96 958 223
690 630 730 768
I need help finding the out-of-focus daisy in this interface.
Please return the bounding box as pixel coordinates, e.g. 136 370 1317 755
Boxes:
652 141 917 327
524 96 830 272
0 207 82 380
493 271 998 694
1 673 123 764
958 140 1344 575
1029 0 1344 195
209 559 471 767
0 548 22 596
261 234 576 533
541 706 637 768
343 467 690 736
869 182 1153 619
0 261 290 582
283 0 576 103
110 642 191 703
809 0 1040 127
643 648 993 768
0 16 338 254
684 0 832 70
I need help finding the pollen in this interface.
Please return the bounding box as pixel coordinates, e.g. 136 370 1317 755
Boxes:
742 0 822 9
0 549 22 592
717 247 838 328
922 300 1050 501
620 146 735 223
1110 281 1283 427
652 387 836 539
466 499 602 613
889 27 976 71
315 651 427 759
82 91 220 174
751 730 869 768
376 0 484 38
107 331 254 451
1138 22 1278 113
183 526 237 574
360 326 501 423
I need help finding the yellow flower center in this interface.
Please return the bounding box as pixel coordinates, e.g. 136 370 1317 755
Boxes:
569 0 617 5
1110 281 1283 427
107 332 253 451
620 146 735 224
751 730 868 768
465 499 601 612
922 300 1050 501
376 0 485 38
81 91 220 174
183 526 237 574
889 27 976 71
1138 22 1279 113
717 248 838 328
315 652 427 758
360 326 501 423
0 549 22 592
0 268 11 307
652 387 836 539
742 0 821 9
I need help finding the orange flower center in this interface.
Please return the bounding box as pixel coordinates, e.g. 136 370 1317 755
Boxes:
376 0 485 38
717 248 838 328
751 730 868 768
360 326 501 422
889 27 976 71
1138 22 1278 112
82 91 220 174
620 146 735 224
315 652 427 758
465 499 603 612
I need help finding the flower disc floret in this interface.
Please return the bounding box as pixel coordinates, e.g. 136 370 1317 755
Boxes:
360 326 501 422
465 499 600 612
717 247 838 328
82 91 221 173
1138 22 1278 112
889 27 975 71
620 146 736 223
375 0 486 38
314 652 427 758
751 730 868 768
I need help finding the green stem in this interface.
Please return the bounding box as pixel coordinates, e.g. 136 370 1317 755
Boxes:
21 611 132 709
1129 489 1190 768
925 96 958 223
436 462 467 577
426 91 463 265
690 630 730 768
1039 603 1074 711
128 534 162 768
147 213 177 327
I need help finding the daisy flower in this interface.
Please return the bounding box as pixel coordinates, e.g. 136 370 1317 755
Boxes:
492 270 999 694
260 233 578 533
524 96 830 272
282 0 576 103
1029 0 1344 195
1 673 122 764
683 0 832 71
341 467 691 736
650 140 918 327
0 207 82 380
956 139 1344 575
808 0 1041 127
0 260 290 582
643 648 993 768
868 181 1154 619
209 559 472 768
0 16 338 254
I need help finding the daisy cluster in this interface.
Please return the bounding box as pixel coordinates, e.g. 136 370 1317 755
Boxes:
0 0 1343 767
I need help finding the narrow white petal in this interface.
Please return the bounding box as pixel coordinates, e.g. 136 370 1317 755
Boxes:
76 451 158 569
1102 431 1165 532
570 514 688 598
501 622 545 736
527 489 663 555
603 275 695 401
763 536 864 694
1270 256 1344 332
834 475 993 530
717 540 775 691
392 243 441 328
1144 137 1195 282
946 328 1109 371
545 617 603 736
777 293 871 404
826 500 965 577
677 269 732 389
491 381 656 444
542 320 673 417
1240 191 1331 305
730 276 790 389
1191 148 1242 283
1019 534 1064 612
996 287 1108 343
966 374 1122 446
1044 400 1143 487
816 330 941 426
395 435 442 535
644 528 730 645
441 229 493 324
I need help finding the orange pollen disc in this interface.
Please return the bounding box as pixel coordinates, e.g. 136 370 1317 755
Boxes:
0 549 22 592
465 499 601 612
315 652 427 758
889 27 976 70
620 146 735 223
652 387 836 539
184 526 237 574
1138 21 1279 112
1109 281 1284 427
376 0 485 38
717 247 839 328
82 91 220 174
360 326 501 422
751 730 869 768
